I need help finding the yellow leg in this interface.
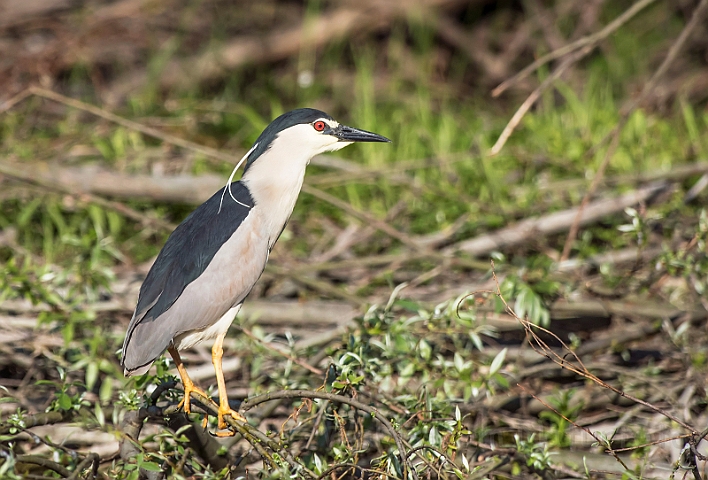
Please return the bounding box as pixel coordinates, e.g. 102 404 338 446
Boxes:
168 346 210 415
212 332 246 436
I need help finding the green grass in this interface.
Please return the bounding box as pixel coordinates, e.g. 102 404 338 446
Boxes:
2 3 708 477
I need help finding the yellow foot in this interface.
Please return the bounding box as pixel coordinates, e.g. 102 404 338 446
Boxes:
213 406 246 436
176 383 210 414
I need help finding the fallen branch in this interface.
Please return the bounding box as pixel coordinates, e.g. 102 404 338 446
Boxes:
444 183 666 257
0 160 175 231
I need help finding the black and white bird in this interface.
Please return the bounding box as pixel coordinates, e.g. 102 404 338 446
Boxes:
121 108 389 432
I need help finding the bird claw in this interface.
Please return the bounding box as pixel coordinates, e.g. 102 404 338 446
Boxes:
215 406 246 435
177 383 210 415
199 406 246 436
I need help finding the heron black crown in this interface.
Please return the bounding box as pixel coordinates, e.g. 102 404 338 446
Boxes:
244 108 334 171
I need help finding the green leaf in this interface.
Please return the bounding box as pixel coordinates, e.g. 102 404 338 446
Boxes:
489 348 507 376
85 361 98 391
57 393 72 411
139 461 162 472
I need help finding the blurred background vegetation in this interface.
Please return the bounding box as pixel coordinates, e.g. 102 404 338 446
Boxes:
1 0 708 478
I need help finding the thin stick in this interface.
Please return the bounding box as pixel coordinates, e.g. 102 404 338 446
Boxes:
489 44 592 156
492 0 659 97
302 184 427 253
27 87 240 165
517 383 631 471
239 389 416 480
0 88 33 114
486 263 695 432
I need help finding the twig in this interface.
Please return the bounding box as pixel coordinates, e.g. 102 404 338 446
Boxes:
560 0 708 261
302 185 426 253
487 262 695 432
26 87 239 165
163 413 234 472
492 0 659 97
67 453 99 480
15 455 72 478
489 43 593 156
239 389 417 480
0 88 33 114
184 391 315 476
517 383 631 471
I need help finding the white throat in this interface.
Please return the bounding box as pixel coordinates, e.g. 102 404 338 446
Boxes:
241 124 349 247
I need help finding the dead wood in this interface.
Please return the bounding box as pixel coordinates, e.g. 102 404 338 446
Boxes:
444 183 667 257
0 297 356 328
0 160 224 204
0 159 175 231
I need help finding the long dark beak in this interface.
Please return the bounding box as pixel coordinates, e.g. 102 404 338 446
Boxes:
335 125 391 143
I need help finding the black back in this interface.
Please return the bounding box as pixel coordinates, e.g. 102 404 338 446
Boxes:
127 182 254 335
244 108 333 172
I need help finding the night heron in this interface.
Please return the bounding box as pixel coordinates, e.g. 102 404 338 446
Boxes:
121 108 390 433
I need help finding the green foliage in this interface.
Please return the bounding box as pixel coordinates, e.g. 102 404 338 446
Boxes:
1 2 707 478
657 209 708 297
514 434 554 471
335 289 503 403
538 389 582 448
38 367 90 413
497 256 560 326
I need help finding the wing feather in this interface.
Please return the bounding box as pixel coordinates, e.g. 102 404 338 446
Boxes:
121 182 256 373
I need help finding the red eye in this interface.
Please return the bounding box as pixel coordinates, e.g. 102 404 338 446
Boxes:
313 120 326 132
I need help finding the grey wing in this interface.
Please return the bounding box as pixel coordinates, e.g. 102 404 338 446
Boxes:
122 212 270 375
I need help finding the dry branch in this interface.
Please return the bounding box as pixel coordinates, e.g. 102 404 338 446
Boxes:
489 43 593 156
444 183 666 257
0 160 224 205
0 160 175 231
491 0 659 97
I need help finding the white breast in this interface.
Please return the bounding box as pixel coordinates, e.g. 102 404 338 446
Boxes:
173 304 242 350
